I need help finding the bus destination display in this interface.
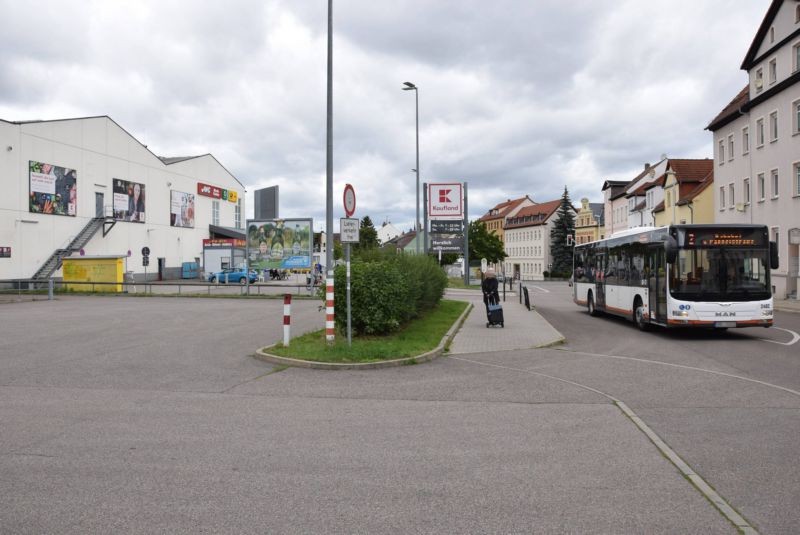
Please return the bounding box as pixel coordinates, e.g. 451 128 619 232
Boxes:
685 229 763 248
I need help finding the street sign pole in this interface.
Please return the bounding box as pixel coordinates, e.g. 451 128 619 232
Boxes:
463 182 469 286
346 242 351 346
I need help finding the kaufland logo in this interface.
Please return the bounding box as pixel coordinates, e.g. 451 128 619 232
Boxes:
429 183 462 217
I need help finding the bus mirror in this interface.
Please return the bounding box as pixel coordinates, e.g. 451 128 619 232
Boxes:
769 241 779 269
664 236 678 264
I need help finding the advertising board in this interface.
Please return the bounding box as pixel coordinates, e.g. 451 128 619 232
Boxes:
247 219 313 270
170 190 195 228
428 183 463 218
113 179 146 222
28 160 77 216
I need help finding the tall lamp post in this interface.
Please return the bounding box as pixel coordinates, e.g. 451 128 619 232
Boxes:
402 81 420 254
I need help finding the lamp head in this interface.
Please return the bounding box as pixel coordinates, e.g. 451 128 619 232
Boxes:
402 82 416 90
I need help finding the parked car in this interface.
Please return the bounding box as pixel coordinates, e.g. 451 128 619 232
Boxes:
207 267 258 284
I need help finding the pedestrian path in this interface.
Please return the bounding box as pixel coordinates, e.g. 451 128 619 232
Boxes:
775 297 800 314
445 289 564 355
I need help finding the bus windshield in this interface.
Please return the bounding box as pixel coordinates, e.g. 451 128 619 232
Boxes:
670 247 770 301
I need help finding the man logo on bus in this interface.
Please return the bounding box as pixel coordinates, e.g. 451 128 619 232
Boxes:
439 189 452 203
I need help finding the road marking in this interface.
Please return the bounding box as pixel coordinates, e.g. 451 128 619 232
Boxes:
449 356 759 534
558 349 800 398
759 327 800 346
531 286 550 293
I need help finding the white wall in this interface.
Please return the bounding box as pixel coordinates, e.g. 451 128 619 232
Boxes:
0 117 243 279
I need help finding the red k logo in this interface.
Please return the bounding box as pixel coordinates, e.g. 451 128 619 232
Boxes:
439 189 452 203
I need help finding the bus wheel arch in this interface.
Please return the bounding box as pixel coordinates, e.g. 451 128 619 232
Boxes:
587 291 599 317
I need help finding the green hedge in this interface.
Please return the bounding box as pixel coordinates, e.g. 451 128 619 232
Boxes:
332 253 447 335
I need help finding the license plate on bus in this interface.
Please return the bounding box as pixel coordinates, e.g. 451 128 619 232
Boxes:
715 322 736 328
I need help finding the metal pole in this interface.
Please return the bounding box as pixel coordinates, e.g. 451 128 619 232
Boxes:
346 243 351 346
422 182 428 255
325 0 335 343
48 278 53 300
415 88 420 255
463 182 469 286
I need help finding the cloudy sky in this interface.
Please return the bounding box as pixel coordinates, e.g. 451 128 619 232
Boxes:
0 0 768 232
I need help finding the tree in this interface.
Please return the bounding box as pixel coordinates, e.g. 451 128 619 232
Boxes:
549 186 576 277
355 215 379 253
468 220 507 265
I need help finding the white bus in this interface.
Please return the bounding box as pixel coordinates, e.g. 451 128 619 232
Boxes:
572 225 779 330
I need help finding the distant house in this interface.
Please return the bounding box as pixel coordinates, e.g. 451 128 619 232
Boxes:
502 199 575 281
382 230 419 254
653 159 715 226
376 220 401 245
575 198 605 244
478 196 535 269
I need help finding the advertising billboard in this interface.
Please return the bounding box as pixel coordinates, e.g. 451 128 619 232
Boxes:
247 219 313 270
28 160 77 216
170 190 195 228
113 179 146 222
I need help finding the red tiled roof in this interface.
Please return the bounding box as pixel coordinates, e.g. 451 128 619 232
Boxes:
479 196 533 221
677 171 714 205
668 159 714 183
652 200 665 213
707 85 749 132
503 199 565 229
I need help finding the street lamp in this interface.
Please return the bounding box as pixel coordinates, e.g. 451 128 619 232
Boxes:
402 81 420 254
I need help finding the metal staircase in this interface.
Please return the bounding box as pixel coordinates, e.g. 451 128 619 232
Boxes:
32 216 115 280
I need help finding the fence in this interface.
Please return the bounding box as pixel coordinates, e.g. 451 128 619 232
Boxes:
0 278 323 302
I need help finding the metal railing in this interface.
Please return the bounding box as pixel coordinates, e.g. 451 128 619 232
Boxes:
0 278 323 301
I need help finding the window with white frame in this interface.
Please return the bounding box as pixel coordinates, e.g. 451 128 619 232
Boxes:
719 139 725 163
769 58 777 84
771 169 779 198
744 177 751 204
758 173 766 201
728 134 734 160
719 186 726 210
793 99 800 134
728 183 735 208
742 126 750 154
769 111 778 142
795 163 800 196
235 199 242 228
646 190 653 208
755 68 764 92
212 200 220 226
794 43 800 73
756 117 765 146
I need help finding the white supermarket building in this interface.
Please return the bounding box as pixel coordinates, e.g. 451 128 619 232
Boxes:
0 116 245 281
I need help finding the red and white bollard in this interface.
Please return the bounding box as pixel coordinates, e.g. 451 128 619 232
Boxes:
326 272 335 343
283 293 291 347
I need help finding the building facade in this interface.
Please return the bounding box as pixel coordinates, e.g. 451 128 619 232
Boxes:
502 199 572 281
0 116 244 280
574 198 605 244
707 0 800 298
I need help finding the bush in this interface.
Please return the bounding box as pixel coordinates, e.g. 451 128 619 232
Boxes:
330 253 447 336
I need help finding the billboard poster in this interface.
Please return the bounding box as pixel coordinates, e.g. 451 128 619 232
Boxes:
28 160 77 216
428 182 463 218
113 179 146 222
247 219 313 270
170 190 195 228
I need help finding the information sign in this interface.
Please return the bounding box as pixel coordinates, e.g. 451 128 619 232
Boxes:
431 236 463 252
430 220 463 234
340 218 360 243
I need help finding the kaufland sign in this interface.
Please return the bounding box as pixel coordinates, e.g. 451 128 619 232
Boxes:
428 183 463 218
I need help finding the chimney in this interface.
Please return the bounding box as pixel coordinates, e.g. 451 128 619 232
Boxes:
644 163 650 171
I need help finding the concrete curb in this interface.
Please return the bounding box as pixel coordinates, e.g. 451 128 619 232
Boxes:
253 302 474 370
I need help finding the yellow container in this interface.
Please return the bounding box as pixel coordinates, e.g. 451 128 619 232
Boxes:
62 256 125 293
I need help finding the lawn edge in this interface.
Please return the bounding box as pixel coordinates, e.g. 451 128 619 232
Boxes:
253 301 473 370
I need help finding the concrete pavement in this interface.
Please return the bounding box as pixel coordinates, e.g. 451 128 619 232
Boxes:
446 288 564 354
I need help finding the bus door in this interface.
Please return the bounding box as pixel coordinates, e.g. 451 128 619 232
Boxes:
653 247 667 322
594 251 606 309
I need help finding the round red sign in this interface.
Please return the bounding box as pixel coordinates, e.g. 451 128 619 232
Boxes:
343 184 356 217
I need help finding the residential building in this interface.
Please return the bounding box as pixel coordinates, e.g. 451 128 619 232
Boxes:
575 198 605 244
0 116 244 280
653 159 715 226
624 159 668 229
478 195 536 270
376 220 401 245
502 199 574 281
706 0 800 298
601 180 628 237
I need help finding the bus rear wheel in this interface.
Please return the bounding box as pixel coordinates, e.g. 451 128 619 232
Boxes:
587 292 598 317
634 299 649 331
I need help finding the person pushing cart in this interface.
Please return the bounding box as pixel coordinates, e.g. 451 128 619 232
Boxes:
481 269 504 328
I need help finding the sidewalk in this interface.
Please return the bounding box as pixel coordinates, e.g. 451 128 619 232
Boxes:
445 289 564 355
774 297 800 314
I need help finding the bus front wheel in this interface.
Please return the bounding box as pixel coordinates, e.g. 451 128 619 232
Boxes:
634 299 649 331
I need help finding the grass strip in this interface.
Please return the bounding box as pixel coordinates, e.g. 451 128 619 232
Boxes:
268 299 468 363
446 277 481 290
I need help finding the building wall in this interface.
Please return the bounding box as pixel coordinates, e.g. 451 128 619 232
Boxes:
0 117 243 279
